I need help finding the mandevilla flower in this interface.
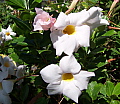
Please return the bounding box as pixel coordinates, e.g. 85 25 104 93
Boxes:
50 7 109 56
0 32 5 45
16 65 26 85
33 8 56 31
40 55 95 103
0 80 14 104
1 25 16 41
0 56 16 75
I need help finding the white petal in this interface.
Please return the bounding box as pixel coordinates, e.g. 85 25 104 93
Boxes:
75 25 90 47
63 35 78 55
47 82 63 95
10 32 16 36
2 80 14 93
40 64 62 83
7 25 12 32
74 71 95 90
0 71 8 82
50 30 67 56
68 10 89 26
0 93 11 104
63 81 82 103
5 36 12 41
100 19 109 25
54 12 68 29
59 55 81 74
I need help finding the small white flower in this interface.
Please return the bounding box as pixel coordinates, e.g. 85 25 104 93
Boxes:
50 7 109 56
16 65 26 85
1 25 16 41
0 80 14 104
40 55 95 103
0 32 5 45
0 56 16 75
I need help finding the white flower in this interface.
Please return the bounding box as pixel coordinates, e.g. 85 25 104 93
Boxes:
0 80 14 104
50 7 109 56
40 55 95 103
1 25 16 41
0 56 16 75
16 65 26 85
0 71 8 82
0 32 5 45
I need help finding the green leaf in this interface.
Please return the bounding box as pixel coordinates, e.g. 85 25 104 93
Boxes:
37 50 52 54
33 0 42 3
110 100 120 104
102 30 117 36
6 0 27 9
10 15 31 31
86 81 102 100
111 48 120 54
17 42 28 46
35 97 49 104
20 84 29 101
106 81 114 96
112 83 120 96
97 62 108 68
100 84 106 96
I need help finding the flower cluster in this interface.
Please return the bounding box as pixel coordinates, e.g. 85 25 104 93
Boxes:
0 25 16 46
0 55 26 104
33 7 109 103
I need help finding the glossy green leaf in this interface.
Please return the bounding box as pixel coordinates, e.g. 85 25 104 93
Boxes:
86 81 102 100
112 83 120 96
106 81 114 96
102 30 117 36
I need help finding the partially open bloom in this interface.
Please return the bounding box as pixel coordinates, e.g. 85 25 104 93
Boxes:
40 55 95 103
1 25 16 41
16 65 26 85
0 56 16 75
0 32 5 45
50 7 109 56
0 80 14 104
33 8 56 31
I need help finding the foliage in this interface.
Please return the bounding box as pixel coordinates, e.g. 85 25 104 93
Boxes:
0 0 120 104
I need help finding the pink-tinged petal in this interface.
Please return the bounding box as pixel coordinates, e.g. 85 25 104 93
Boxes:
74 71 95 90
59 55 81 74
75 25 90 47
2 80 14 93
63 81 82 103
0 71 8 82
54 12 68 30
33 21 43 31
40 64 62 83
47 82 63 95
35 8 43 14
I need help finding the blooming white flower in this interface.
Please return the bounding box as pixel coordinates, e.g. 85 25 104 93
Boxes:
16 65 26 85
40 55 95 103
0 56 16 75
0 80 14 104
1 25 16 41
50 7 109 56
0 32 5 45
0 71 8 82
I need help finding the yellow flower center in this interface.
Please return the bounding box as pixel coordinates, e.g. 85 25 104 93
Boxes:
6 32 10 36
0 83 2 90
62 73 74 82
4 62 10 67
63 25 76 35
